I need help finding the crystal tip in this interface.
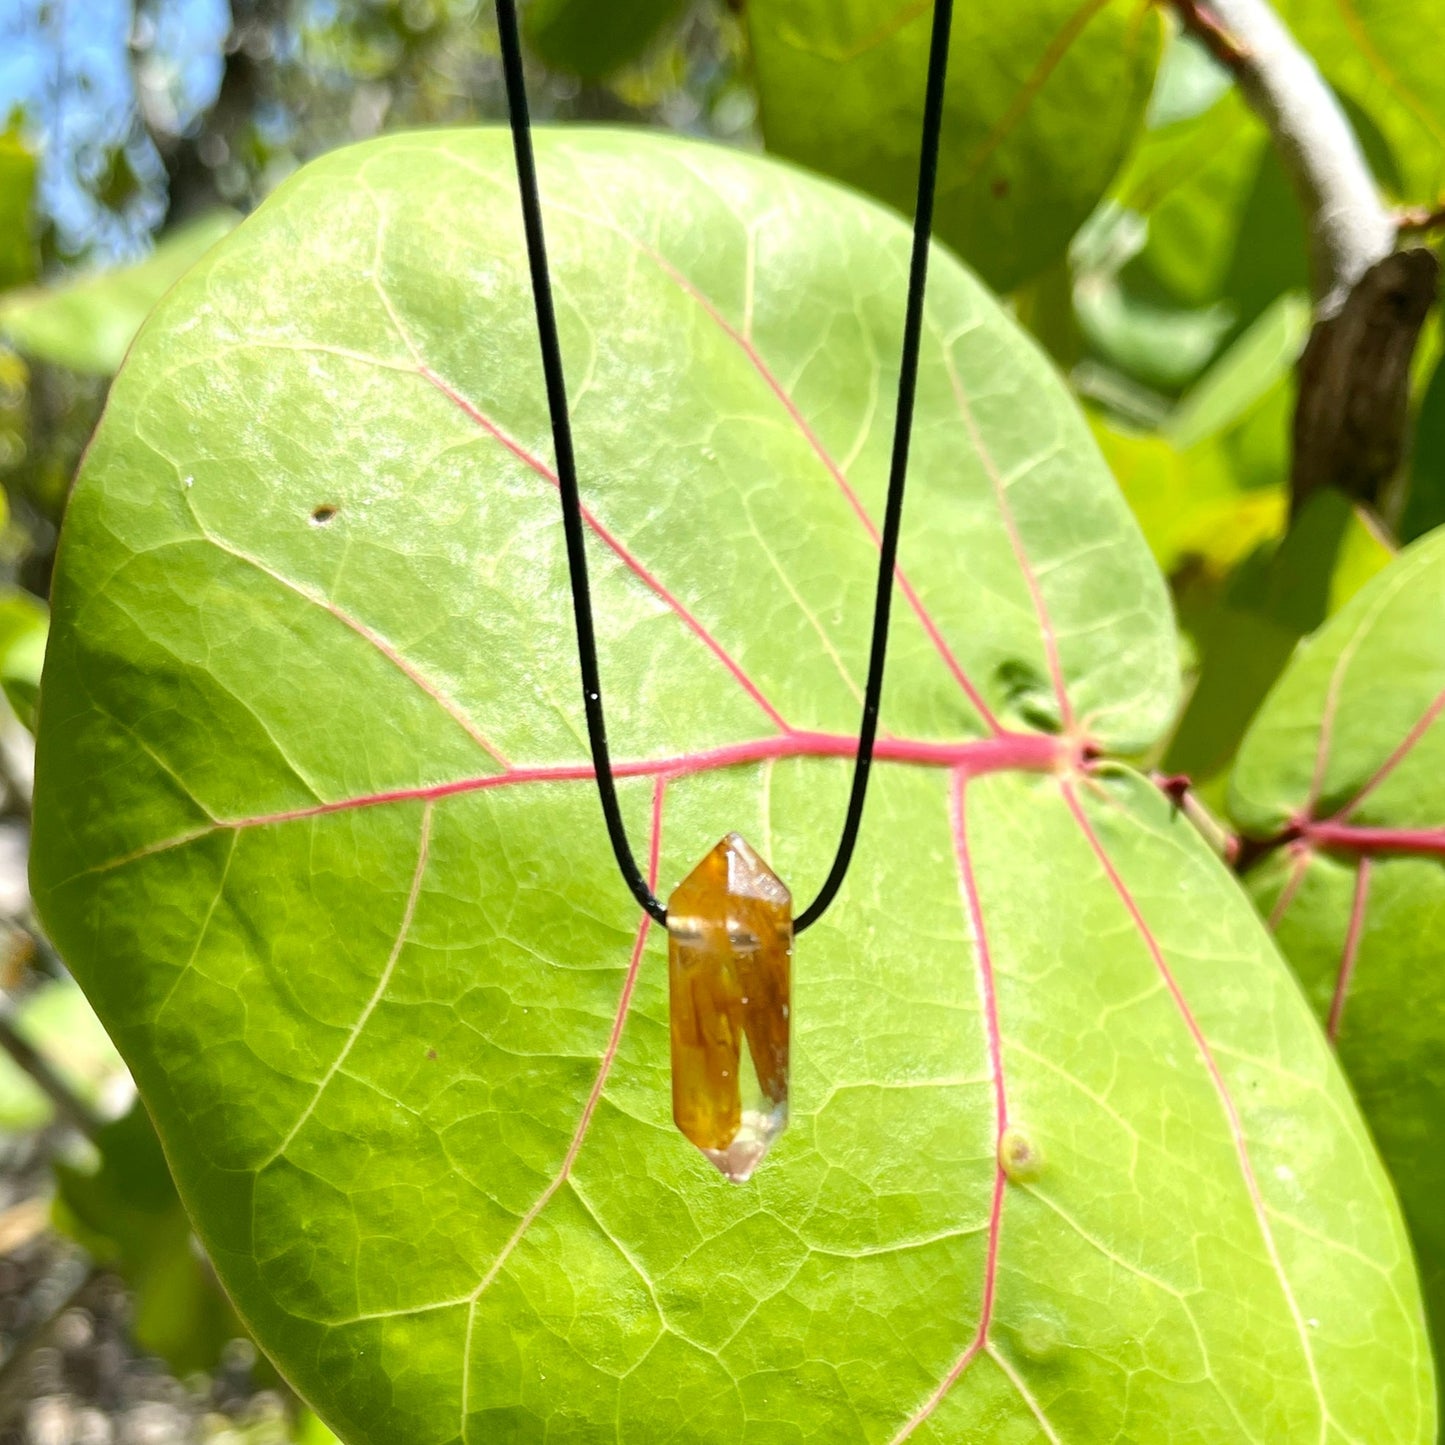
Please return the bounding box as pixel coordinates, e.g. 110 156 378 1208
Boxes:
698 1108 786 1185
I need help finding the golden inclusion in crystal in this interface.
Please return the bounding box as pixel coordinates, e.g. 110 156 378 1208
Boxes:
667 832 792 1183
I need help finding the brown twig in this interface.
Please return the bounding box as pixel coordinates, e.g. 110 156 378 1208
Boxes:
1152 772 1243 863
0 1006 102 1142
1168 0 1250 70
1397 202 1445 236
1292 248 1439 517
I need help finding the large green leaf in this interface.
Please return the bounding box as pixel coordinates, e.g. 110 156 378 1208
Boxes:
32 130 1432 1443
745 0 1163 293
1232 526 1445 1364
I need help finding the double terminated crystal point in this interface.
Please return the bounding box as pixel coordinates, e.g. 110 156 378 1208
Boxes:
667 833 792 1183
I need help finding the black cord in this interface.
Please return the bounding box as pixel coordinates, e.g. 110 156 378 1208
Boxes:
795 0 954 931
494 0 665 925
494 0 955 933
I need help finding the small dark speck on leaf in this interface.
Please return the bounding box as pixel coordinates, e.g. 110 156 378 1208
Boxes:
991 177 1009 199
310 504 339 526
426 1048 438 1061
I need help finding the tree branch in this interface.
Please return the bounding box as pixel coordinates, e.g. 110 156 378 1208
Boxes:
1168 0 1439 520
1184 0 1395 317
0 1003 102 1142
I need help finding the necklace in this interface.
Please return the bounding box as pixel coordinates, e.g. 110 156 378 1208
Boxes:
493 0 957 1180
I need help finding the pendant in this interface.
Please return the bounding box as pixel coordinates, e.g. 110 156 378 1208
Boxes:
667 833 792 1183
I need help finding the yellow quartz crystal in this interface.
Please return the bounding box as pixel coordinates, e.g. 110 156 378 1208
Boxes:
667 832 792 1182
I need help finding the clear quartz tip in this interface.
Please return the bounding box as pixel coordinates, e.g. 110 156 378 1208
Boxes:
699 1106 787 1184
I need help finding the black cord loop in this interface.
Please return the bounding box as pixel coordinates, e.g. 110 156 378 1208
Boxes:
494 0 956 932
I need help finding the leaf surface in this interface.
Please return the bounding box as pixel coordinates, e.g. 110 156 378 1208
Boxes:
31 129 1432 1444
1232 526 1445 1364
745 0 1162 293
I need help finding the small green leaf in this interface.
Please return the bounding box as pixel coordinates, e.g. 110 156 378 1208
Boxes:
1164 292 1310 451
524 0 687 79
1232 525 1445 1363
0 590 49 733
1074 271 1233 393
746 0 1163 292
0 211 238 375
31 130 1432 1443
53 1100 246 1374
0 127 38 291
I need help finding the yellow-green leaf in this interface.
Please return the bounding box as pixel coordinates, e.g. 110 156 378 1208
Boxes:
31 129 1433 1445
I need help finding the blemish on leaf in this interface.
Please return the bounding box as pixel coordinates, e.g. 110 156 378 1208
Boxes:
999 1124 1044 1183
990 177 1009 199
310 504 338 526
426 1048 437 1061
1014 1315 1064 1362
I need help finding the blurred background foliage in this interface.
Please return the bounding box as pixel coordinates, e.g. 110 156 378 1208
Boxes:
0 0 1439 1442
